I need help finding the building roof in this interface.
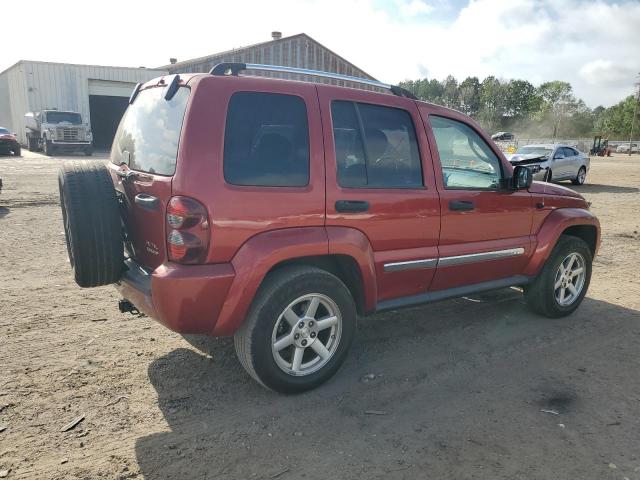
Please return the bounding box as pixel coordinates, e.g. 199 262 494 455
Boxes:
159 33 377 81
0 59 167 76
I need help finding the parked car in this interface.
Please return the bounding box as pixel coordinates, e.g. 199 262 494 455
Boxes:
491 131 514 141
616 143 639 154
0 127 21 156
507 144 590 185
57 65 600 393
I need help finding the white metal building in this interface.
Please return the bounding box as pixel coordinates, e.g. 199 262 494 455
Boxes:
0 61 167 149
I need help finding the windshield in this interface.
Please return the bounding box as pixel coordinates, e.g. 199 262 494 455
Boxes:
515 146 552 156
0 128 9 134
45 112 82 125
111 86 189 175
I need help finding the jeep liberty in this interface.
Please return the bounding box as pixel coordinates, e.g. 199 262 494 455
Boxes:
58 64 600 393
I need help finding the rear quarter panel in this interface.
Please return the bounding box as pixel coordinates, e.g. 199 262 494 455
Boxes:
173 75 326 264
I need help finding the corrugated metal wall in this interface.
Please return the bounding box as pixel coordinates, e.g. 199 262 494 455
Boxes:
167 34 378 91
0 62 167 144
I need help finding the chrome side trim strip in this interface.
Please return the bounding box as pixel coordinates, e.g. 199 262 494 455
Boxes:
383 258 438 273
437 248 525 267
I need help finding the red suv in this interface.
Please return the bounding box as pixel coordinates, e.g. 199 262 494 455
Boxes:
58 64 600 393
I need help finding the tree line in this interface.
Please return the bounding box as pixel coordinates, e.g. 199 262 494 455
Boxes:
398 76 638 140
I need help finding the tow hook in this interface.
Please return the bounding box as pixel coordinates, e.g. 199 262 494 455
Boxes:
119 299 141 316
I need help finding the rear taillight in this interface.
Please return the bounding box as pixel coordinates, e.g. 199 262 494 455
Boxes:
166 196 210 264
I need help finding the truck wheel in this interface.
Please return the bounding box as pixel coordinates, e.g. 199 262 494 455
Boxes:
84 146 93 157
524 235 592 318
572 167 587 185
44 139 55 156
27 137 37 151
234 266 357 393
58 161 124 287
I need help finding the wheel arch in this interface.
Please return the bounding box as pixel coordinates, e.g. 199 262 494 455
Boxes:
267 254 367 316
211 226 376 336
524 208 600 276
562 224 598 257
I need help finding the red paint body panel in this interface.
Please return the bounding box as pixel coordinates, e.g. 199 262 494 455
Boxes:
326 226 378 312
416 102 535 291
116 262 235 333
318 85 441 301
108 165 172 270
524 208 600 276
174 75 326 264
212 227 329 336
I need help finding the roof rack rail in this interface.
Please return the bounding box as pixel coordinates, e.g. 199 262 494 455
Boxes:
209 63 417 100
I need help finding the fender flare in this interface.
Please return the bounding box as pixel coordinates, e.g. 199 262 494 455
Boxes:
524 208 600 276
326 226 377 313
212 227 329 335
211 226 378 335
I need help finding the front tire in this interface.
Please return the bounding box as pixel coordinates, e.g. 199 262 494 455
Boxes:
234 266 357 393
524 235 592 318
572 166 586 185
13 146 21 157
44 139 55 156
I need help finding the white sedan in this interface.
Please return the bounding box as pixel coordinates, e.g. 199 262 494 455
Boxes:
506 144 590 185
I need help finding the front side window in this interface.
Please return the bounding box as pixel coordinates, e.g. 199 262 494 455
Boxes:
331 101 423 189
430 116 502 189
224 92 309 187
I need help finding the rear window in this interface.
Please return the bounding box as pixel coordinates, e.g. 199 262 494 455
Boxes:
223 92 310 187
111 86 189 175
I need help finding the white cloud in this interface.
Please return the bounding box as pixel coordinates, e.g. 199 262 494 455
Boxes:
1 0 638 106
398 0 434 17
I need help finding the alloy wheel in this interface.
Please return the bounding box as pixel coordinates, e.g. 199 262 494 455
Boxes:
271 294 342 376
554 252 586 306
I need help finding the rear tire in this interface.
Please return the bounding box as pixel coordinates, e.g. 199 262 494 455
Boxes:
234 266 357 393
58 161 124 287
13 146 21 157
524 235 592 318
572 166 586 185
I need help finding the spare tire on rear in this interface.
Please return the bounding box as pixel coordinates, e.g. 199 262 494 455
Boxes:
58 160 124 287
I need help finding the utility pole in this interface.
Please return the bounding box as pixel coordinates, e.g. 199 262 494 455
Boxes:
630 77 640 157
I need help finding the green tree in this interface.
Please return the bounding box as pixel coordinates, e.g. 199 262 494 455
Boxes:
458 76 481 117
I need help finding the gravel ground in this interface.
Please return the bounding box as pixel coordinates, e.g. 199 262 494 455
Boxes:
1 151 639 480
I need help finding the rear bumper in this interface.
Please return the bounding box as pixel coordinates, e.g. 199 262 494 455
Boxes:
116 258 235 334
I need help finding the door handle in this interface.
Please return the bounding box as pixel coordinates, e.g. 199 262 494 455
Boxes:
335 200 370 213
134 193 159 211
449 200 475 211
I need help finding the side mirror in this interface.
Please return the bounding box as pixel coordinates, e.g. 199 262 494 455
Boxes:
512 165 533 190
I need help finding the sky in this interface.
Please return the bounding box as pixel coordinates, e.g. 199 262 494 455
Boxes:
2 0 639 107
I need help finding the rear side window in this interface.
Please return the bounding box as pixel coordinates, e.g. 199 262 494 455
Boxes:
111 86 189 175
224 92 310 187
331 101 423 188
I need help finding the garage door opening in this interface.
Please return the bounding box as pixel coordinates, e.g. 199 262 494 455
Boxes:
88 95 129 150
88 79 137 150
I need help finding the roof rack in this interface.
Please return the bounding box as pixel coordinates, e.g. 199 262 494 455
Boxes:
209 63 417 100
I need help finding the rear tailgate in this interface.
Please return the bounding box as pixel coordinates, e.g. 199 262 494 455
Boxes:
108 82 190 270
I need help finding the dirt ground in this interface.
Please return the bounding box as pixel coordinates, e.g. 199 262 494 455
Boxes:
1 150 639 480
